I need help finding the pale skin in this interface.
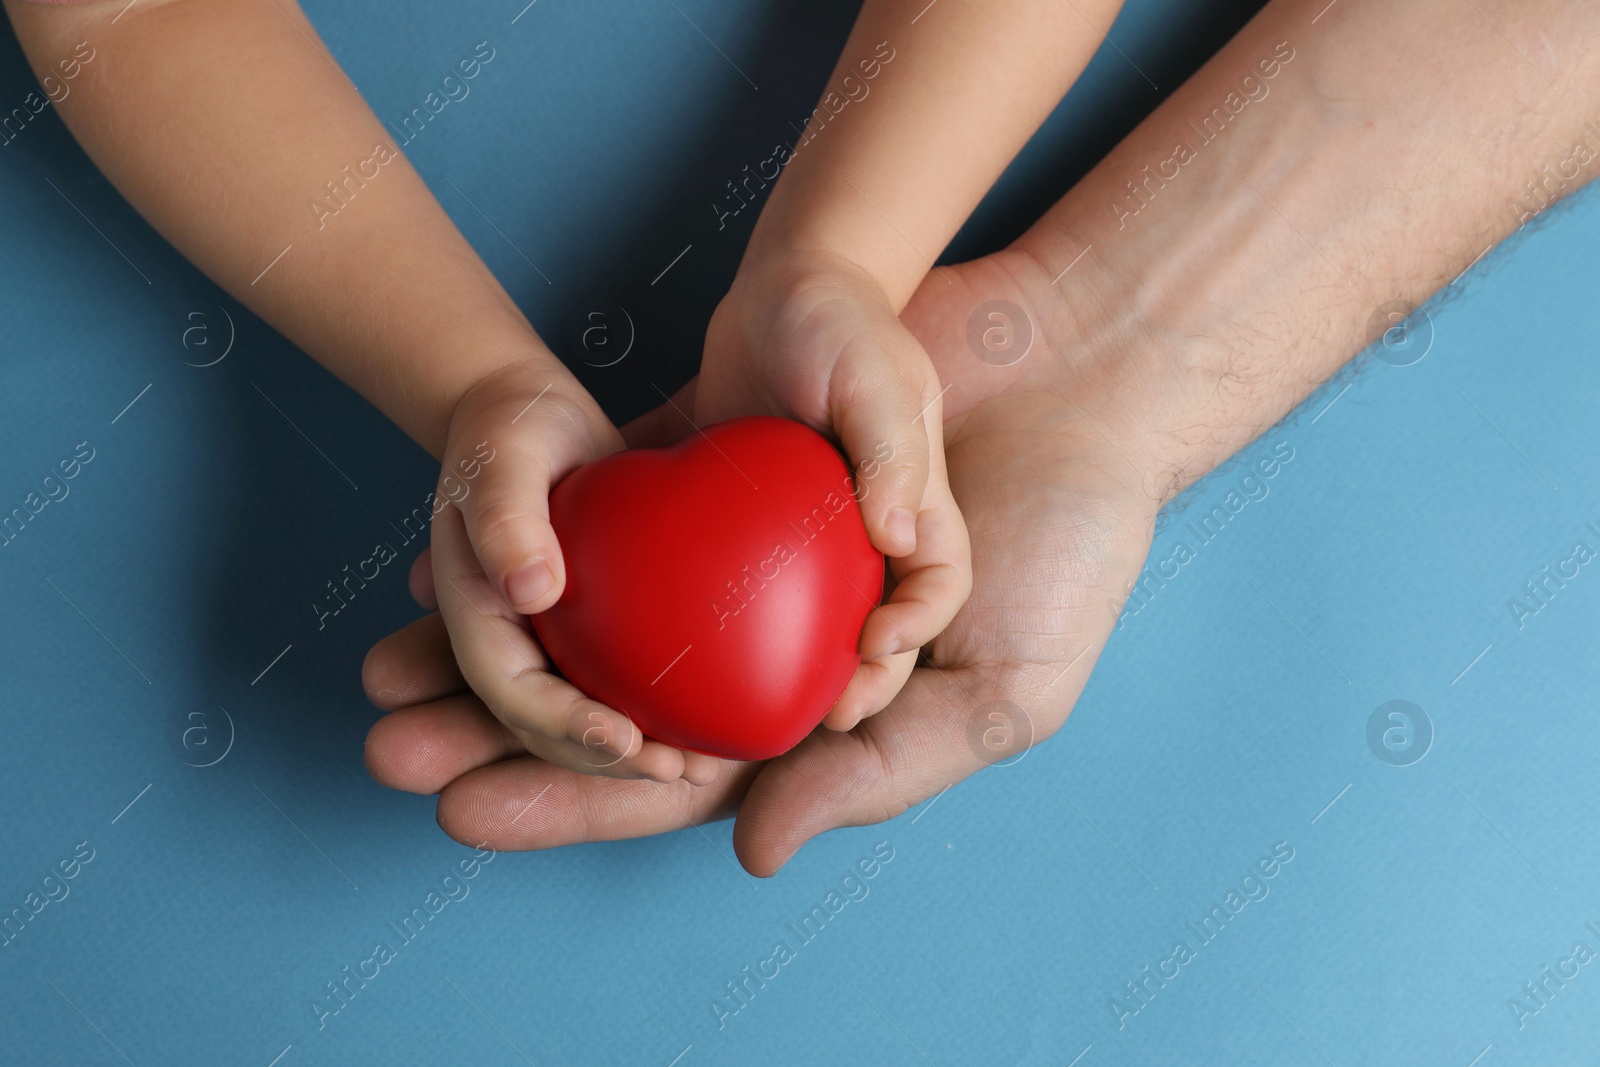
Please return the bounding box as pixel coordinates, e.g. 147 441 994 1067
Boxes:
5 0 1118 777
364 0 1600 874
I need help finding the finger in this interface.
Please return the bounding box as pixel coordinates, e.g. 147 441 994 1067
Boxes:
508 709 699 785
408 547 437 609
832 329 936 558
821 650 916 732
681 751 729 787
435 751 761 852
446 377 619 615
620 376 699 449
857 425 972 660
734 665 1045 876
362 612 465 710
365 695 523 794
430 500 687 783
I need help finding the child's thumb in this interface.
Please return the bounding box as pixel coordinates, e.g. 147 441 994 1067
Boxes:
444 385 618 615
835 349 937 558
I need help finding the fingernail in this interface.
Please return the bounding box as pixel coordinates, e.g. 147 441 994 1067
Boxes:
886 507 916 552
505 561 554 610
597 728 631 759
578 713 633 758
584 731 624 759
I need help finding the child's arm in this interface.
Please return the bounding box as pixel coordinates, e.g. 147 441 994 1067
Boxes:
5 0 704 783
696 0 1123 727
6 0 519 452
744 0 1123 308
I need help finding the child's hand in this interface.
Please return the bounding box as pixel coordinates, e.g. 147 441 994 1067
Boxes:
420 359 722 784
665 0 1116 734
693 249 972 731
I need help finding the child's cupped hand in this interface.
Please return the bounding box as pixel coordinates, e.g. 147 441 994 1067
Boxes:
688 249 972 731
383 359 725 786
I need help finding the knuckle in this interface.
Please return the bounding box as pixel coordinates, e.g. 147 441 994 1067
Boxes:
511 388 590 438
870 792 912 827
506 388 609 457
534 687 594 743
873 460 927 504
953 561 975 603
453 371 612 468
852 440 922 501
470 500 545 561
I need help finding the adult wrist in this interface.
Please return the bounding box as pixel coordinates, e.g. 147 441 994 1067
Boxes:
1013 0 1596 505
1014 76 1343 504
1043 244 1325 510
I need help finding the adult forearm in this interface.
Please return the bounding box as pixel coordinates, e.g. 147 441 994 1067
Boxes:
5 0 544 456
1022 0 1600 494
751 0 1122 307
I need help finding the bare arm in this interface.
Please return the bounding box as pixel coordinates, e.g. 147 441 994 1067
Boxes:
1005 0 1600 496
4 0 549 454
747 0 1126 306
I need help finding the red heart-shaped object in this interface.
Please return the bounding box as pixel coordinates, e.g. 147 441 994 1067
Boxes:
532 416 884 760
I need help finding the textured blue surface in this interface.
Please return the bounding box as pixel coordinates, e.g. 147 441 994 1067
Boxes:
2 1 1598 1064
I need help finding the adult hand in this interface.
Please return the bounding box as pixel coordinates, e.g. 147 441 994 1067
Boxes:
363 249 1158 873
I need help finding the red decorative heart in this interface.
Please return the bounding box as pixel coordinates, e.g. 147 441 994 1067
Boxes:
532 416 884 760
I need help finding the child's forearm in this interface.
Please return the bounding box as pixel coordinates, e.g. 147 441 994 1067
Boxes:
747 0 1124 306
5 0 550 456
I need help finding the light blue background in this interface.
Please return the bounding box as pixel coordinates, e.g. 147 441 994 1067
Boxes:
2 1 1597 1064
